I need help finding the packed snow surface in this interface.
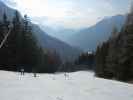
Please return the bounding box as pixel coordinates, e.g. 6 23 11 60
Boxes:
0 71 133 100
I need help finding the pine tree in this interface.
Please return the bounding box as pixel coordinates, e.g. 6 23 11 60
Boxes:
95 42 109 78
21 14 40 72
3 12 9 31
105 27 119 79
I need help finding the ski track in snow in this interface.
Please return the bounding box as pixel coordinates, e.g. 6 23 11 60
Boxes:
0 71 133 100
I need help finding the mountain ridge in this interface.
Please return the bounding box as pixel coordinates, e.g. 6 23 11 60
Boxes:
0 1 81 61
67 15 126 51
38 14 126 51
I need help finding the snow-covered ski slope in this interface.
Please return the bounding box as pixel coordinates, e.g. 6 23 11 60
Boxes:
0 71 133 100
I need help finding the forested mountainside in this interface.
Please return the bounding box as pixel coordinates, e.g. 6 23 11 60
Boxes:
95 8 133 82
0 0 81 62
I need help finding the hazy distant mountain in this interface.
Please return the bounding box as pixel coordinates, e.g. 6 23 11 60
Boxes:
38 24 78 43
37 15 126 51
67 15 126 51
32 24 82 61
0 1 81 61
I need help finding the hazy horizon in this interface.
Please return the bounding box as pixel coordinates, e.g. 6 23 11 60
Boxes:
1 0 131 29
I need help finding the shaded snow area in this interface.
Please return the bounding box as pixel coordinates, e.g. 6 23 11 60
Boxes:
0 71 133 100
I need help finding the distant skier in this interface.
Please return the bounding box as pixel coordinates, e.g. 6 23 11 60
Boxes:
64 72 69 79
32 68 37 77
33 72 37 77
20 68 24 75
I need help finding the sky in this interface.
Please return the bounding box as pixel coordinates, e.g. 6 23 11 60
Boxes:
2 0 132 29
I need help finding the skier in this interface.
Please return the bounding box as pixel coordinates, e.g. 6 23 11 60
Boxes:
33 72 37 77
32 68 37 77
20 68 24 75
64 72 69 79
